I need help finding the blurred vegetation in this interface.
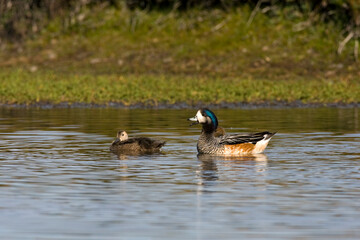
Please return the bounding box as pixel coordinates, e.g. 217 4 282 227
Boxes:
0 0 359 105
1 0 359 59
0 69 359 105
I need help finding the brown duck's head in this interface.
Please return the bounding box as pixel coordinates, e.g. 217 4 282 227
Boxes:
116 130 129 141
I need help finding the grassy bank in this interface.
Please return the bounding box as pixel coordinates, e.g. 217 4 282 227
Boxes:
0 5 360 106
1 69 359 106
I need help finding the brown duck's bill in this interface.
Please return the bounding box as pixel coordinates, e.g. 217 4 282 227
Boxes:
188 116 199 126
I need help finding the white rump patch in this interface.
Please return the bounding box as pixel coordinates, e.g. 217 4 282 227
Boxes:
253 138 271 153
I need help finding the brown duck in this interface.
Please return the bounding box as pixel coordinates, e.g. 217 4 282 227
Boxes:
110 130 166 154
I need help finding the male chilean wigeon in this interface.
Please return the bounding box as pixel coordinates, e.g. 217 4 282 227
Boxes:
188 108 276 155
110 130 166 154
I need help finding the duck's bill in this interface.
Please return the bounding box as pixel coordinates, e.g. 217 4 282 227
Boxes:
188 116 197 122
188 116 199 126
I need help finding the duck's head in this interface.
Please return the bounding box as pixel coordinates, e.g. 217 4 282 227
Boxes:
117 130 129 141
188 108 218 132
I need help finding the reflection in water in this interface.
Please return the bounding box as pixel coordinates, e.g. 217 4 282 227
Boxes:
196 153 268 188
197 153 268 162
114 151 165 160
1 107 360 239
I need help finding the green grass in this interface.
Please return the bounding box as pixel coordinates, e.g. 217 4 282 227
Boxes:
0 5 359 106
1 69 359 105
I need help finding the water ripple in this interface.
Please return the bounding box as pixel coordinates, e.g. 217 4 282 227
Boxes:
0 108 360 239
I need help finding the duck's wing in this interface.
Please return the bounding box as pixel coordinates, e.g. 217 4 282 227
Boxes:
135 137 166 149
110 138 137 148
112 138 136 145
111 138 121 145
219 131 276 145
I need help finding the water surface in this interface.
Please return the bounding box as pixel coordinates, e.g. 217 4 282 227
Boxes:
0 107 360 239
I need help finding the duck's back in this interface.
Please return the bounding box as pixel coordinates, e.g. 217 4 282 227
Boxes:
134 137 166 151
197 131 276 155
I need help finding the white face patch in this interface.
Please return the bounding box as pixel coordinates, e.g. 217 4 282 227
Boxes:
118 131 129 141
196 110 208 124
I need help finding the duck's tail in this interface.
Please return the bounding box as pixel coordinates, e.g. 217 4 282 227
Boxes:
264 131 277 140
253 131 276 153
153 140 166 149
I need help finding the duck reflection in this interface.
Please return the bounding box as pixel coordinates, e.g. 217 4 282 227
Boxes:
198 154 219 182
116 153 132 160
114 152 165 161
197 153 268 162
196 153 268 186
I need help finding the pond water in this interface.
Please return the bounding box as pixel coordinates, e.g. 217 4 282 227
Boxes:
0 107 360 239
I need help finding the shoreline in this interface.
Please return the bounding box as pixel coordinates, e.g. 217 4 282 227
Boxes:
1 101 359 109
